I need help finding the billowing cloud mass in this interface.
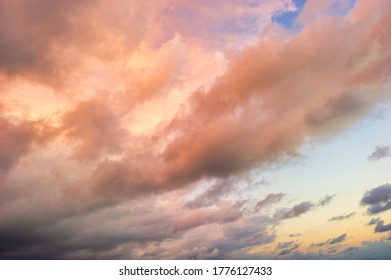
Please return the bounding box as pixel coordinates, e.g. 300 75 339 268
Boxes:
1 0 391 259
361 184 391 215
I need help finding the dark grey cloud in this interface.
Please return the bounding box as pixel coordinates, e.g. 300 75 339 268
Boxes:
254 193 285 213
361 184 391 214
273 201 314 220
368 145 391 160
0 196 245 259
328 212 356 221
374 220 391 233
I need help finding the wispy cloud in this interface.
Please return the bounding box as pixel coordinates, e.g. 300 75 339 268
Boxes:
314 233 347 247
317 194 335 207
329 212 356 221
274 201 314 220
254 193 285 213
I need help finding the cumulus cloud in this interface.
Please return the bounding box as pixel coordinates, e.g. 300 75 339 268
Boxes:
368 145 391 160
361 184 391 214
329 212 356 221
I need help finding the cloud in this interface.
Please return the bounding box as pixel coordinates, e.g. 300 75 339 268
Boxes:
338 241 391 260
273 201 314 220
0 0 163 86
340 246 359 255
60 99 127 161
317 194 335 206
161 0 391 192
361 184 391 214
374 220 391 233
367 218 380 226
185 180 233 208
276 241 301 256
216 216 276 259
368 145 391 160
277 241 294 249
328 212 356 221
329 233 347 244
288 233 301 238
173 202 243 232
279 243 300 256
0 115 45 175
314 233 347 246
254 193 285 213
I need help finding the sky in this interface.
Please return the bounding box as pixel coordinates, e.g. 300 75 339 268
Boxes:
0 0 390 259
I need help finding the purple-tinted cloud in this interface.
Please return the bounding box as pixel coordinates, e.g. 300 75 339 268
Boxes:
317 194 335 206
279 243 300 256
185 180 233 208
254 193 285 213
274 201 314 220
367 218 380 226
314 233 347 246
361 184 391 214
368 145 391 160
374 220 391 233
329 212 356 221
